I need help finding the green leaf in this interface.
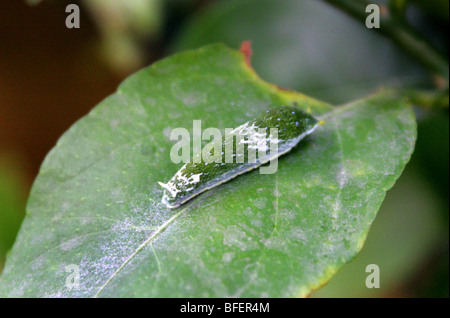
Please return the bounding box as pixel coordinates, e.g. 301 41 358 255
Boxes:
0 44 416 297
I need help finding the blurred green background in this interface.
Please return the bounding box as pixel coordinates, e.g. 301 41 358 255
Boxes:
0 0 448 297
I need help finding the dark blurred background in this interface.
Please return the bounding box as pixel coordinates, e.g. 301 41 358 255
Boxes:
0 0 448 297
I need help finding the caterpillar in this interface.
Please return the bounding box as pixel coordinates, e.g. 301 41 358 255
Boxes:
158 105 323 209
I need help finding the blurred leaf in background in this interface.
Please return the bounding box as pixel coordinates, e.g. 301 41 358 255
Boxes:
415 112 449 210
83 0 163 75
408 0 449 21
171 0 429 104
0 153 27 271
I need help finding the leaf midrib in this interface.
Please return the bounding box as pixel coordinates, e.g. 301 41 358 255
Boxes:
93 207 187 297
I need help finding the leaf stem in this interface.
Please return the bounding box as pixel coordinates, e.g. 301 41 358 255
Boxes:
398 88 449 110
322 0 449 86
